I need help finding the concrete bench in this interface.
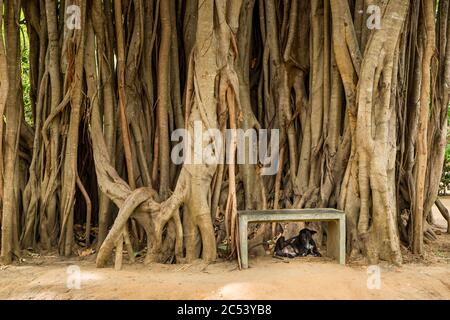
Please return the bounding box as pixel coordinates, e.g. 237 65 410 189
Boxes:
238 209 346 269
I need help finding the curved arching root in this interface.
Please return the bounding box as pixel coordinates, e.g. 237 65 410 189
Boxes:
96 188 154 267
96 187 184 268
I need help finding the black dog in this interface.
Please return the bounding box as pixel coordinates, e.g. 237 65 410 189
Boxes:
275 228 321 258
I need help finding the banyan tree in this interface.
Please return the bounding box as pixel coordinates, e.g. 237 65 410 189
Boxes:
0 0 449 268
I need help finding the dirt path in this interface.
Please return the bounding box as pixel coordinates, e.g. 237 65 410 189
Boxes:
1 201 449 300
0 255 449 300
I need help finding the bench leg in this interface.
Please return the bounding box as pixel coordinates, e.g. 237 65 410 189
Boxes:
239 217 248 269
326 220 338 262
327 219 346 265
327 218 345 264
339 217 346 265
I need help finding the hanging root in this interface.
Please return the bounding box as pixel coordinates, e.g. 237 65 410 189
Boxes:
435 199 450 233
152 178 188 262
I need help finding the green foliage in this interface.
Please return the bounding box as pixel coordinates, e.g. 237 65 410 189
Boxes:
20 14 33 126
448 104 450 125
441 106 450 193
440 158 450 195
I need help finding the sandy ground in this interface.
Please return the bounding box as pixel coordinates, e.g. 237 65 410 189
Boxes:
0 201 449 300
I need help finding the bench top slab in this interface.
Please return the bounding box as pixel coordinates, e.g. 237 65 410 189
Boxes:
238 208 345 223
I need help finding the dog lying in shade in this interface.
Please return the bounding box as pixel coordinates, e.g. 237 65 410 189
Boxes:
275 228 321 258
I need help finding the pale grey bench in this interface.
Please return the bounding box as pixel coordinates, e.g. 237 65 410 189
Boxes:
238 209 346 268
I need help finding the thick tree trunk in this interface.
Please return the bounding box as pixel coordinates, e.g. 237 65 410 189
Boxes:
1 0 20 264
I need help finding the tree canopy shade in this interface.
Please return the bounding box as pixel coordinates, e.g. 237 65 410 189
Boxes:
0 0 448 267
